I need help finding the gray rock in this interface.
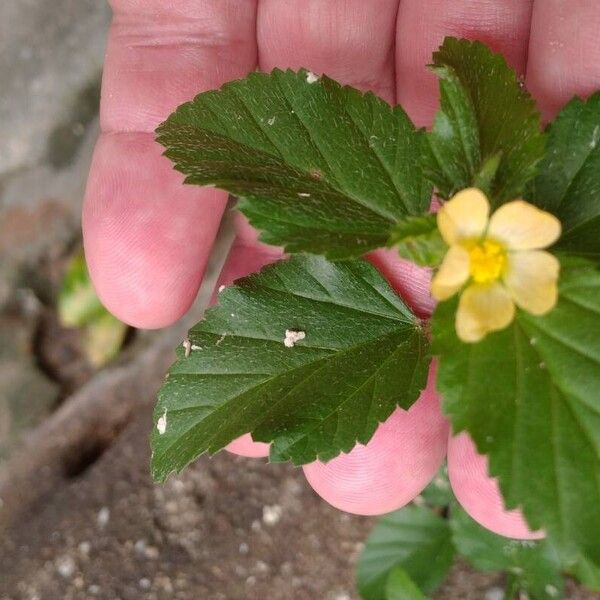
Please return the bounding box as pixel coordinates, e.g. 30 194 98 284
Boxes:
0 0 110 176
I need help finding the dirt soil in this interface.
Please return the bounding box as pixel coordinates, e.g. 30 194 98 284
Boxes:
0 411 478 600
1 409 595 600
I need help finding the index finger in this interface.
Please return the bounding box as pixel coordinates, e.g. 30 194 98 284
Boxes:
83 1 258 328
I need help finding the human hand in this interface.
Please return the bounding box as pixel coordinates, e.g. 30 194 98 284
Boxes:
83 0 600 538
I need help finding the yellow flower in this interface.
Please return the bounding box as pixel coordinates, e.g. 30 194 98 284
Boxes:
431 188 561 343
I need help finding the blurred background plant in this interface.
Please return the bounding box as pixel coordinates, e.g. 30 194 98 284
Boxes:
58 250 129 368
357 468 600 599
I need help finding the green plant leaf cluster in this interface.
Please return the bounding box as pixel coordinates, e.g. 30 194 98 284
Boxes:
153 33 600 578
357 497 587 600
423 37 545 206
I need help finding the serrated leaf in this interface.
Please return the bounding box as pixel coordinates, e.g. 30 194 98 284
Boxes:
388 214 446 267
424 37 545 206
152 255 430 481
529 93 600 260
433 260 600 566
157 69 431 259
357 506 455 600
451 505 564 599
384 567 426 600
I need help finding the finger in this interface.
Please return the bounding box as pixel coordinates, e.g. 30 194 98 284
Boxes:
302 363 448 515
448 432 544 539
395 0 534 126
257 0 401 103
527 0 600 121
83 1 258 328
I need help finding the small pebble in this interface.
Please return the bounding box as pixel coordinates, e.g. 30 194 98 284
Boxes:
262 504 283 526
78 541 91 556
485 588 505 600
97 507 110 528
139 578 151 590
56 556 76 579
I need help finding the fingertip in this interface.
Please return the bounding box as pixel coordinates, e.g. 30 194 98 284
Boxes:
83 133 227 329
448 432 544 540
225 433 270 458
302 363 448 515
368 248 435 318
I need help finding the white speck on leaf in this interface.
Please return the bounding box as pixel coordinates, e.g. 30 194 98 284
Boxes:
298 192 311 197
191 344 203 351
157 409 168 435
530 337 537 345
284 329 306 348
545 585 558 597
591 125 600 149
267 116 276 126
306 71 319 84
539 362 546 369
218 285 226 293
183 338 192 357
216 334 227 346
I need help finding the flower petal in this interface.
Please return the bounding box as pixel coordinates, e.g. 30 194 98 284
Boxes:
456 283 515 343
437 188 490 245
487 200 561 250
431 245 470 301
504 250 560 315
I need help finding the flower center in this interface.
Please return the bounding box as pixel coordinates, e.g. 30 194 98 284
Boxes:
467 239 507 284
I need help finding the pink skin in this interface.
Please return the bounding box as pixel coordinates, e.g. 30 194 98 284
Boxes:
303 363 448 516
448 433 544 540
84 0 600 533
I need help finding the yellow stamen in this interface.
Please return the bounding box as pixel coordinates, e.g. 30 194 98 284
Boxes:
467 239 507 284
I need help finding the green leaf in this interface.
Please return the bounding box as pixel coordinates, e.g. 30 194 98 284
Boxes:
433 260 600 566
82 312 128 368
357 506 455 600
58 251 128 367
451 505 564 599
388 214 447 267
384 567 426 600
529 93 600 260
567 553 600 591
420 464 453 508
424 37 545 206
157 69 431 259
58 251 107 327
152 255 430 481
